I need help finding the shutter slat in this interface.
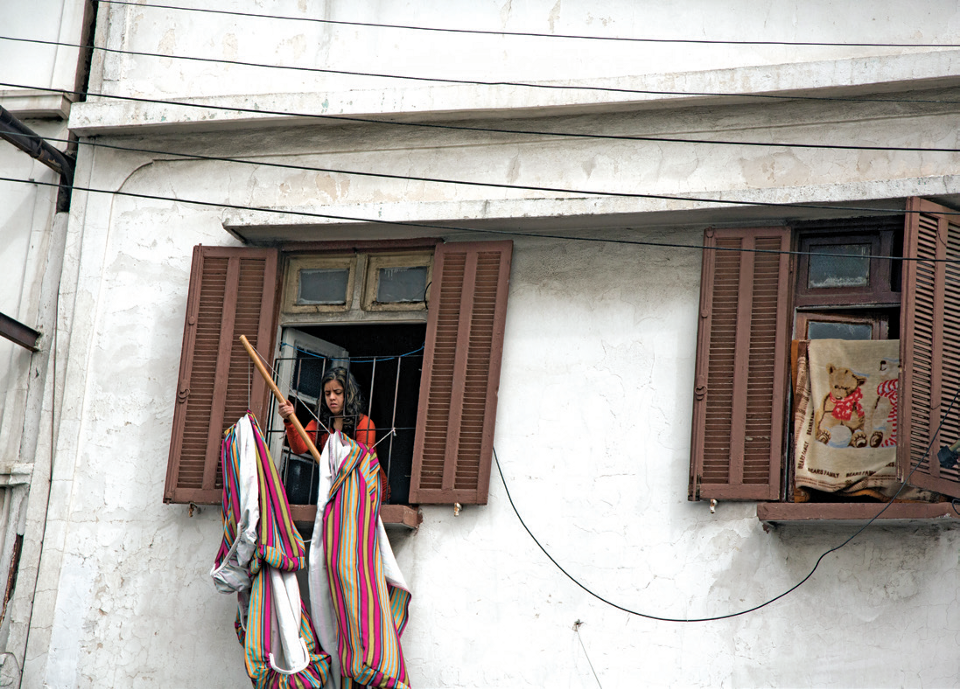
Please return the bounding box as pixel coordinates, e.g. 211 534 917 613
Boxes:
900 198 960 498
410 242 512 504
164 246 279 505
689 227 791 501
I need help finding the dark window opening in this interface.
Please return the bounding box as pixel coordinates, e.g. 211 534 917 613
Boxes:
789 218 908 504
269 323 426 506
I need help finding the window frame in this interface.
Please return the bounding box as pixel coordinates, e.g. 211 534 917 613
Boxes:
689 200 960 523
282 255 357 314
795 311 888 341
361 251 434 312
164 239 513 518
794 225 900 308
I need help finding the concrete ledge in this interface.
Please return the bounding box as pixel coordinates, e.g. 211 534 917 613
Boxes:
290 503 421 530
0 90 73 119
69 50 960 135
758 501 960 526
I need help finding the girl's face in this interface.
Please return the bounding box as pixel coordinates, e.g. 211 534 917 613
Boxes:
323 379 345 415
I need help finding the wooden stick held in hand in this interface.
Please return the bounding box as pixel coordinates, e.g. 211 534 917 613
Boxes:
239 334 322 465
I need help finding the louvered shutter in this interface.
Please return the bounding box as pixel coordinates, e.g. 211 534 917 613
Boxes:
899 198 960 499
164 246 279 504
409 241 512 505
689 227 791 501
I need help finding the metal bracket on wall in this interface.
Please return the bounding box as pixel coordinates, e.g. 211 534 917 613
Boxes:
0 312 41 352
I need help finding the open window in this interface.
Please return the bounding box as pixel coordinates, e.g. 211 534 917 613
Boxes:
689 199 960 522
164 240 513 528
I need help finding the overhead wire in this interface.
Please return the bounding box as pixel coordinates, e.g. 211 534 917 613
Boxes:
4 174 960 263
5 34 960 106
5 80 960 155
2 178 956 624
493 381 960 623
4 0 959 633
95 0 960 49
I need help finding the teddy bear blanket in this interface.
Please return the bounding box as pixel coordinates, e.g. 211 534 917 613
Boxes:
794 338 901 497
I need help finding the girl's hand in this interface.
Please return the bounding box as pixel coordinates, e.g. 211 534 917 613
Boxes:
278 401 295 420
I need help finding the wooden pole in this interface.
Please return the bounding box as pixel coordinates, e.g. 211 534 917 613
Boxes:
239 334 322 465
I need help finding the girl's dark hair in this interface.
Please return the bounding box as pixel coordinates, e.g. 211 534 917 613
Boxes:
317 366 366 435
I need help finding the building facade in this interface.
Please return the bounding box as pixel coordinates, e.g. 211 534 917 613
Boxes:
3 1 960 686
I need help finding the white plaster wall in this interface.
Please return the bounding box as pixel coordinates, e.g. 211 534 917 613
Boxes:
0 0 89 115
24 106 960 687
73 0 960 133
17 2 960 685
95 0 960 99
0 121 64 470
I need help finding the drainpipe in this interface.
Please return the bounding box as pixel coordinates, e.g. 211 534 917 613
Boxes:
0 105 75 212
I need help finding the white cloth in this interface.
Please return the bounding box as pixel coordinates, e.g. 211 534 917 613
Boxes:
210 414 260 594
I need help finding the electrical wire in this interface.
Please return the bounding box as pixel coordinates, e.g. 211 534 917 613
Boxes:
5 80 960 155
94 1 960 49
282 343 425 363
5 174 960 263
7 131 960 250
13 131 952 218
5 34 960 106
573 624 604 689
493 382 960 622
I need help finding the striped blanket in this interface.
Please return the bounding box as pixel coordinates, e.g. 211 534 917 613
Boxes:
309 431 411 689
211 413 331 688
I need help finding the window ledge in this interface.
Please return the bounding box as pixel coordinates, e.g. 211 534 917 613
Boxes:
289 504 422 530
758 501 960 527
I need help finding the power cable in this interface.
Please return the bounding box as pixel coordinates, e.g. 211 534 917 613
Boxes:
573 622 604 689
493 381 960 622
4 34 960 106
14 130 951 217
4 174 960 262
95 0 960 49
5 81 960 155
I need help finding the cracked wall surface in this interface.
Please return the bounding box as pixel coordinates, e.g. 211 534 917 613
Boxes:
13 2 960 686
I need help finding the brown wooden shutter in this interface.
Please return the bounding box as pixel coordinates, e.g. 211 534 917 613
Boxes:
689 227 791 501
164 246 280 505
409 241 513 505
899 198 960 499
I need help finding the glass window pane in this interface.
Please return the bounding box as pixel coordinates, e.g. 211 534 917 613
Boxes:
377 266 428 303
297 268 349 305
808 244 870 288
292 350 328 398
807 321 873 340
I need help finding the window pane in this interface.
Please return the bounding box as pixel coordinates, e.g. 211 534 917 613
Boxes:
292 350 328 398
808 244 870 288
298 268 349 304
807 321 873 340
377 266 428 303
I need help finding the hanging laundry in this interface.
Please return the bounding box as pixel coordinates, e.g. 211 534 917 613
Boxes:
308 431 412 689
211 412 331 688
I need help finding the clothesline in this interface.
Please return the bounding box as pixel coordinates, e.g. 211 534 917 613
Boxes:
280 342 425 363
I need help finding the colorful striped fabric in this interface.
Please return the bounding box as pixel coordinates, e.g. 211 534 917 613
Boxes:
322 433 411 688
213 413 332 689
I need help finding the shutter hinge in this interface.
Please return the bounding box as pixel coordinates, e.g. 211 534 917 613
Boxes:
694 375 707 401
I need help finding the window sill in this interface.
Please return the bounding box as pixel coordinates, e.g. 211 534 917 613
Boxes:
758 501 960 527
289 504 422 531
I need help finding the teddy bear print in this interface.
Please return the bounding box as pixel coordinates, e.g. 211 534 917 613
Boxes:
815 363 868 448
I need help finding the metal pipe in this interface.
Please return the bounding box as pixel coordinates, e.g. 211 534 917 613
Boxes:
0 106 74 181
0 312 41 352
